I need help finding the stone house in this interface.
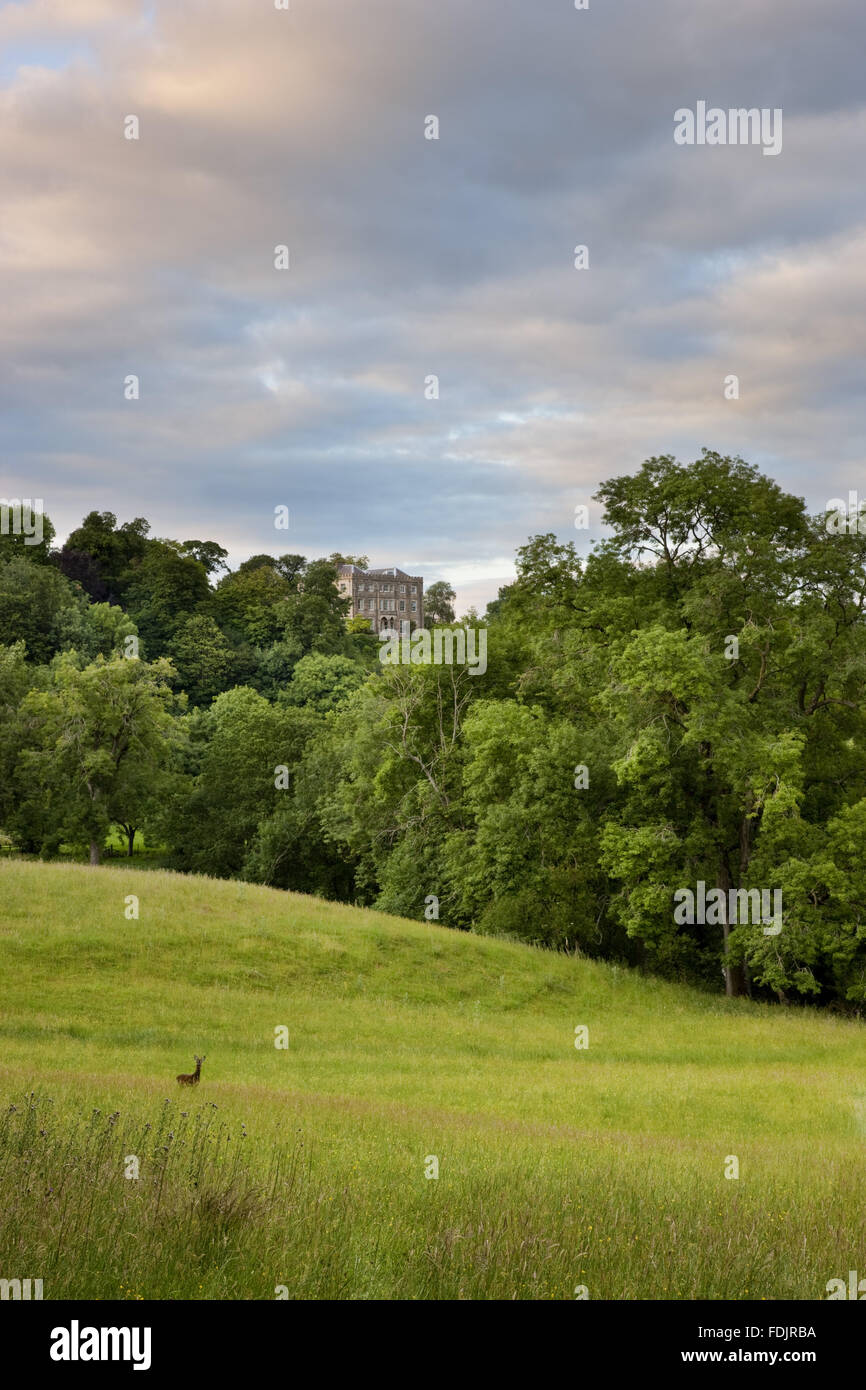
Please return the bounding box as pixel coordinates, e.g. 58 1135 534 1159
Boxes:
337 564 424 634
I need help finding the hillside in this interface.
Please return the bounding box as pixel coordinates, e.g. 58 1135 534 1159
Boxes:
0 858 864 1300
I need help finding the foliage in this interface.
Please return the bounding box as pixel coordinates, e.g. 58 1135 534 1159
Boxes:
12 654 180 862
423 579 456 626
3 452 866 1007
0 558 80 664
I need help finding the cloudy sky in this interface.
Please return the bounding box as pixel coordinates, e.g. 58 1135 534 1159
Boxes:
1 0 864 613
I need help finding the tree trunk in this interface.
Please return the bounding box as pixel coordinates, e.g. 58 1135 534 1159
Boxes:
718 858 747 997
126 826 136 857
89 840 102 866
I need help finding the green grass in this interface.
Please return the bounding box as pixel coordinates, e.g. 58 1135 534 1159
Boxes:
2 824 168 868
0 858 864 1300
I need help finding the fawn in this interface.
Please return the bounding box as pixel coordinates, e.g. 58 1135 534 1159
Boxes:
176 1055 206 1086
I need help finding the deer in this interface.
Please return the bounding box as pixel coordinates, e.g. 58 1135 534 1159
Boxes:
176 1055 206 1086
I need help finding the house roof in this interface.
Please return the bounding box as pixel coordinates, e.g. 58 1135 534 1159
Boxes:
339 564 419 580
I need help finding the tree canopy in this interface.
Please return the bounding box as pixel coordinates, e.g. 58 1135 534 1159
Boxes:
3 454 866 1009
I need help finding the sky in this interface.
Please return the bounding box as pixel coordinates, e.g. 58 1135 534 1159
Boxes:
1 0 865 615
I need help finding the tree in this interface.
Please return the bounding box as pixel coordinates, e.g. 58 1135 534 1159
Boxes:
281 652 369 713
329 552 369 570
345 615 381 668
423 581 456 627
0 558 79 664
237 553 306 584
595 451 808 585
123 542 211 655
175 539 229 576
15 654 180 864
64 512 150 600
209 564 291 647
274 558 351 658
0 505 55 565
442 700 625 955
163 686 318 877
0 643 33 838
53 548 111 602
167 615 239 706
315 661 478 920
586 454 865 996
53 600 139 664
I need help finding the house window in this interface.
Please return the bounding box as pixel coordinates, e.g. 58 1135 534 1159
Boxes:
411 601 417 612
410 586 416 595
399 584 406 593
399 600 405 611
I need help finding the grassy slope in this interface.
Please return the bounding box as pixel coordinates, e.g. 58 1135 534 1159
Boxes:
0 858 864 1300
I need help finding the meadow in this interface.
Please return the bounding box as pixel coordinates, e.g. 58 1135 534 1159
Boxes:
0 858 864 1300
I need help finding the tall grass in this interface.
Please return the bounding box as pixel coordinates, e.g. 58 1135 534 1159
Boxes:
3 1091 864 1299
1 859 865 1299
0 1091 300 1299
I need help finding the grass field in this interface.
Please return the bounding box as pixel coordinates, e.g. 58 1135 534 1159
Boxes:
0 858 864 1300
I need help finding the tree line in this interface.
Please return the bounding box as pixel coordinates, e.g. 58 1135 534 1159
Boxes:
2 450 866 1009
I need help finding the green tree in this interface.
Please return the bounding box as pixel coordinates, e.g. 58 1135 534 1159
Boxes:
174 539 229 576
15 654 180 864
281 652 368 713
63 512 150 599
315 661 479 920
0 504 55 564
53 600 139 663
441 700 624 954
123 542 211 655
587 454 866 996
209 564 291 647
275 558 351 657
423 580 456 627
167 615 239 706
0 643 33 838
0 558 79 664
329 552 369 570
163 686 318 878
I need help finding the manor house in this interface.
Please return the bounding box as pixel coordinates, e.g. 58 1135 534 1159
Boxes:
337 564 424 635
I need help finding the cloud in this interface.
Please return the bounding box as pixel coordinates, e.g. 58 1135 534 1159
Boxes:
0 0 864 614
